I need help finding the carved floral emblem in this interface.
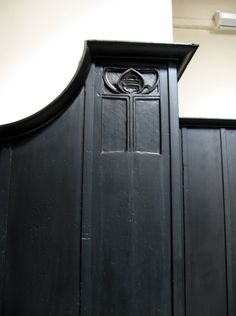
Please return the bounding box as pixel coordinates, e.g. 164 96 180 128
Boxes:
103 67 159 94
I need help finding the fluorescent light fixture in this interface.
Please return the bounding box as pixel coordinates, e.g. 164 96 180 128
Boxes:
214 11 236 29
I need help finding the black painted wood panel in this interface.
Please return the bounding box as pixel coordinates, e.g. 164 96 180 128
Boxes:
80 65 173 316
0 42 198 316
0 147 12 315
1 92 84 316
222 129 236 316
168 64 185 316
134 99 160 153
102 97 128 152
182 128 228 316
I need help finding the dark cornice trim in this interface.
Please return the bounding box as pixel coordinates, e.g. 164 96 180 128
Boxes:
0 40 198 141
87 40 198 80
180 118 236 129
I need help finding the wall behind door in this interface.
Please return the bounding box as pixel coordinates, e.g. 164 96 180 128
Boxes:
0 0 173 125
173 0 236 119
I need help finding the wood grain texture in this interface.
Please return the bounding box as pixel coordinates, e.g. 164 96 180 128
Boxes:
222 129 236 316
80 64 173 316
0 146 12 315
0 42 198 316
182 128 227 316
2 91 84 316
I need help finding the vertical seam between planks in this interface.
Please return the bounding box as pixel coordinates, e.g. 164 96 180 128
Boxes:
220 128 233 316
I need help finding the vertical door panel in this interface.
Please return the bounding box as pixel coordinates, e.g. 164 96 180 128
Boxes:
224 129 236 316
81 65 172 316
2 94 84 316
182 128 227 316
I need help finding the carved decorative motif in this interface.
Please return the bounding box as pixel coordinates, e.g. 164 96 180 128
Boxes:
118 69 144 94
103 68 159 95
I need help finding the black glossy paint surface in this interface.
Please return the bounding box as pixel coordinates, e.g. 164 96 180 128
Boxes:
82 66 172 316
181 126 236 316
0 42 198 316
1 93 84 316
182 128 227 316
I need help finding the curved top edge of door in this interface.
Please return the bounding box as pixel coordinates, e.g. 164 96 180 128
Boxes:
0 40 198 141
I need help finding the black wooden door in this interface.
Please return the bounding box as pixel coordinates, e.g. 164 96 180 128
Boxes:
0 41 197 316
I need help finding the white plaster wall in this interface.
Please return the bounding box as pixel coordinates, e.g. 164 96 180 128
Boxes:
173 0 236 119
0 0 173 125
175 28 236 119
173 0 236 21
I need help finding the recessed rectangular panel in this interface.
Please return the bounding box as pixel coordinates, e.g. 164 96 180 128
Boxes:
135 99 160 153
102 97 127 152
